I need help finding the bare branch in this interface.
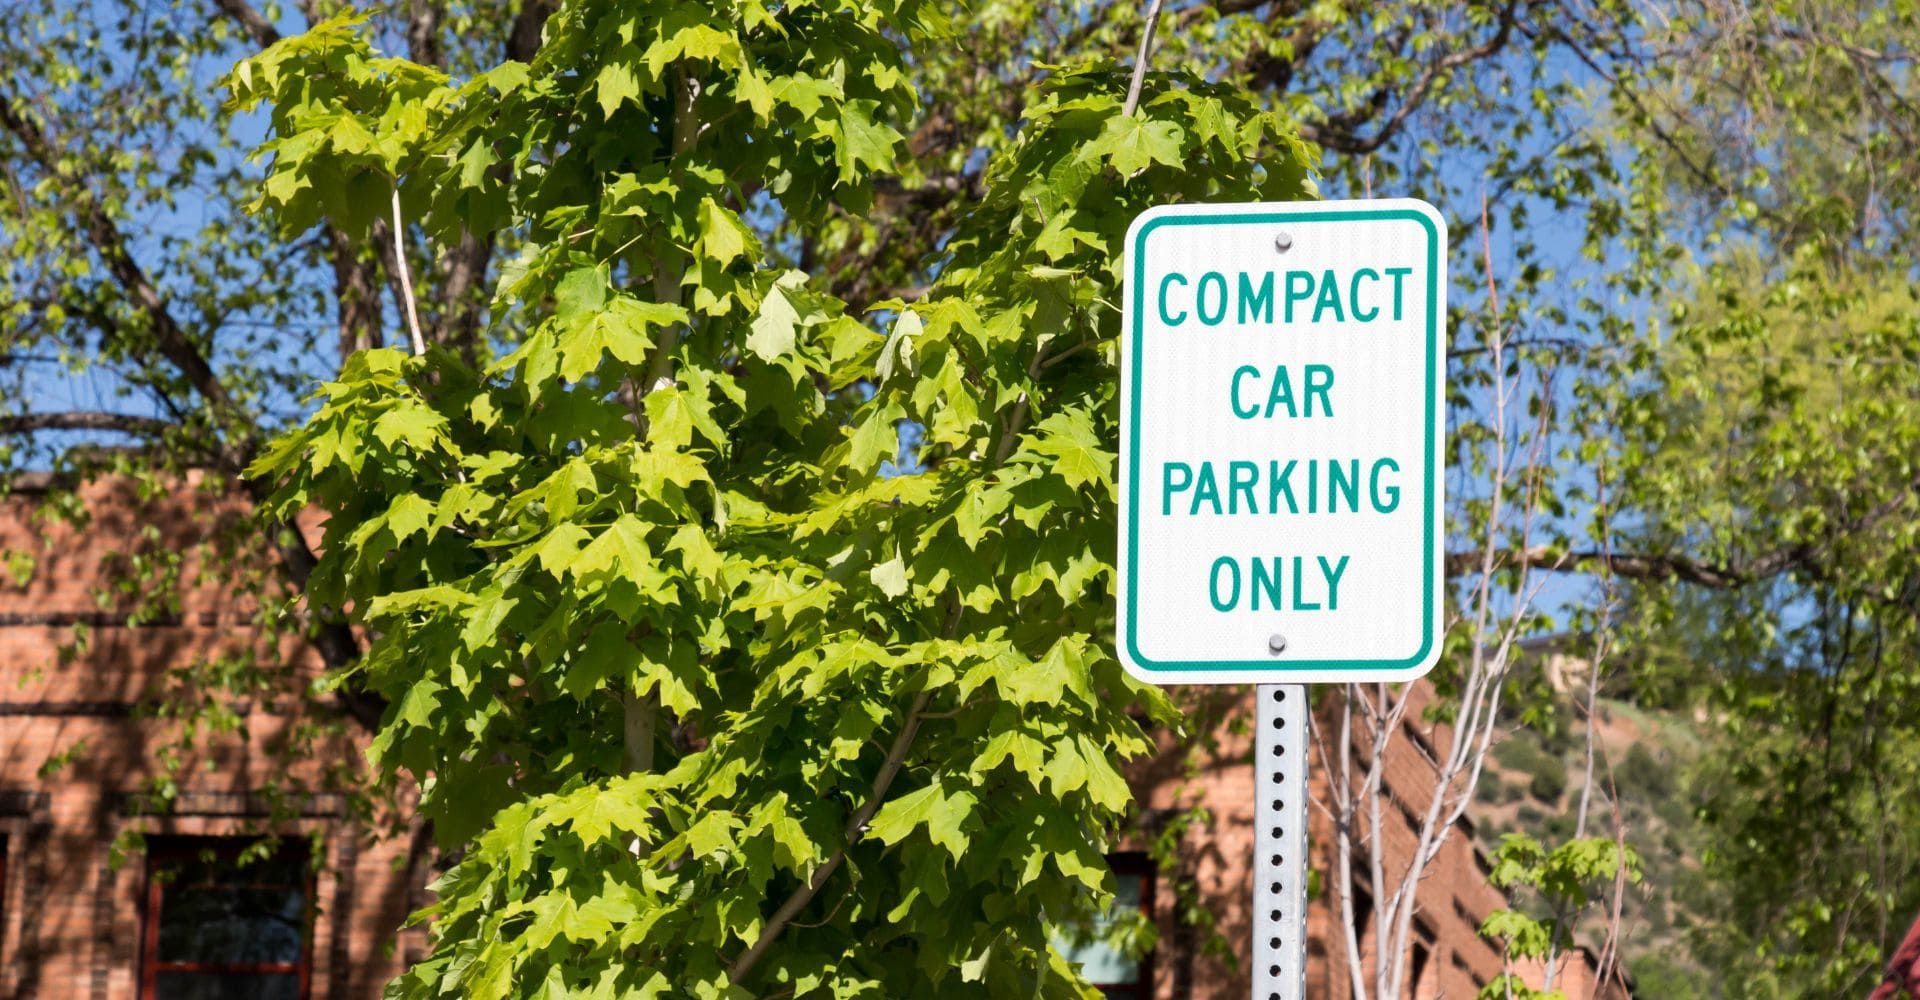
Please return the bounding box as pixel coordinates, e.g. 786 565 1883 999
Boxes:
213 0 281 47
1444 543 1813 588
391 191 428 356
1122 0 1168 117
1301 0 1528 155
1347 188 1555 998
0 411 175 436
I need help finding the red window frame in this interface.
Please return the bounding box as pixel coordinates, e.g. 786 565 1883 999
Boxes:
1 833 8 959
139 837 314 1000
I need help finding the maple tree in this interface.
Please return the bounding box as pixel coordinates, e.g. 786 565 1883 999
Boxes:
236 1 1312 994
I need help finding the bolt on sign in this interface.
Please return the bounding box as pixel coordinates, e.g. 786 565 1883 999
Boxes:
1118 200 1447 685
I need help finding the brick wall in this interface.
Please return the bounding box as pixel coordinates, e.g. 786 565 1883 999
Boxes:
0 475 421 1000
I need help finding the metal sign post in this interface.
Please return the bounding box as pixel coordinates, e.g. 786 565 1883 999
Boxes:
1253 684 1309 1000
1116 200 1446 996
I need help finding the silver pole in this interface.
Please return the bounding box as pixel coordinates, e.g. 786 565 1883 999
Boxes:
1253 683 1309 1000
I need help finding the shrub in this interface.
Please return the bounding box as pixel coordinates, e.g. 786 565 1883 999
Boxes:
1529 753 1569 802
1493 736 1548 774
1619 742 1674 799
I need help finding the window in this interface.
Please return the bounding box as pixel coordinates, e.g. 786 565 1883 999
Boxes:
1351 881 1374 943
1407 939 1431 1000
1406 919 1437 999
1054 852 1156 999
141 837 312 1000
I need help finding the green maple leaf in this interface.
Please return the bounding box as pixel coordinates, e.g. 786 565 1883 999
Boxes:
371 399 448 452
1022 409 1114 492
1045 736 1088 795
1080 738 1131 811
698 198 758 265
666 523 724 582
642 15 742 77
387 492 435 542
533 523 592 576
550 781 653 846
573 514 654 583
746 284 799 361
1084 115 1185 175
555 266 609 319
461 588 518 651
685 811 737 859
867 783 939 847
594 63 640 118
832 99 902 184
971 729 1048 788
953 485 1013 548
869 553 909 597
644 385 725 450
734 67 775 119
394 677 442 729
845 401 903 470
556 294 679 382
868 782 974 859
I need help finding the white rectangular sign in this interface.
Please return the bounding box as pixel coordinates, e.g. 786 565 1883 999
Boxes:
1117 200 1447 684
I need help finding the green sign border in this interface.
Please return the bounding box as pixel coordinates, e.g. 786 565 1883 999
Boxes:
1123 206 1441 674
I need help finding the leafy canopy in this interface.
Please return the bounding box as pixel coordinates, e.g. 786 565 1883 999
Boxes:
238 0 1313 996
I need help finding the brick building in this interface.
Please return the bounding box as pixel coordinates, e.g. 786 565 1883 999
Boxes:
0 478 1625 998
0 475 421 999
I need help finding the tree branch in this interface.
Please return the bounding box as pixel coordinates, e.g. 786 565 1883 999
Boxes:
506 0 556 63
728 686 934 983
262 512 385 731
1295 0 1527 155
0 93 233 415
1122 0 1168 117
1445 543 1814 588
391 191 427 355
1540 20 1798 234
0 411 175 436
213 0 281 47
405 0 446 68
